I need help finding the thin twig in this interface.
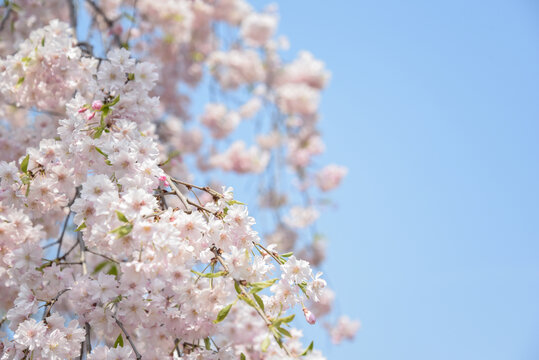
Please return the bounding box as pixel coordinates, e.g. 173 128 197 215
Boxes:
170 178 224 200
114 315 142 360
85 247 120 264
77 232 87 275
85 322 92 354
42 288 71 320
166 175 191 212
56 212 72 258
66 0 77 31
253 242 284 265
0 3 12 32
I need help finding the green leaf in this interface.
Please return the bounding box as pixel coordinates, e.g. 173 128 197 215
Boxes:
273 314 295 328
108 95 120 107
21 56 31 64
116 211 129 223
160 150 181 166
253 293 264 311
301 341 314 356
191 270 227 278
280 314 295 323
107 264 118 277
15 76 24 87
249 278 277 293
297 281 309 299
277 326 292 338
214 302 234 323
94 146 108 158
234 280 242 294
75 222 86 232
280 252 294 258
41 36 45 46
240 353 246 360
127 73 135 81
237 293 257 309
204 337 211 350
20 154 29 173
261 336 270 352
93 126 105 139
113 333 124 348
227 200 246 206
92 260 109 274
110 224 133 238
123 12 136 22
20 174 30 185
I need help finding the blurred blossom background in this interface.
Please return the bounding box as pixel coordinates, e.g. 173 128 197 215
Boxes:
245 0 539 359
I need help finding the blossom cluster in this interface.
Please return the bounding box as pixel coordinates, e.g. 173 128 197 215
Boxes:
0 0 359 358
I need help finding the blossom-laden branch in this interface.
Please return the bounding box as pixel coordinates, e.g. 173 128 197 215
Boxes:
0 0 358 358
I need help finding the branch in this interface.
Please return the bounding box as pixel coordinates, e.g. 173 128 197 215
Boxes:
0 3 12 32
85 0 122 47
77 232 87 275
113 315 142 360
210 246 293 357
56 187 80 259
165 175 191 212
85 322 92 355
170 177 224 200
85 247 120 264
42 288 71 320
66 0 77 32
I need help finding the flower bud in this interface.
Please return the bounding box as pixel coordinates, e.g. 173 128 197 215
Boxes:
78 107 87 113
87 111 96 121
92 100 103 110
303 307 316 325
158 175 170 187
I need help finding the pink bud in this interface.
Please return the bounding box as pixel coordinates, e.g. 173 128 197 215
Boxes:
110 23 123 36
87 111 96 121
158 175 170 187
92 100 103 110
303 307 316 325
78 107 87 113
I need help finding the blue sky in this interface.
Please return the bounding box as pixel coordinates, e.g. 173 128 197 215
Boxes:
256 0 539 359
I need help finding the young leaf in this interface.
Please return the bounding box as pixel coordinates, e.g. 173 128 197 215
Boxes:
108 94 120 107
214 302 234 323
253 293 264 311
107 264 118 277
234 280 242 294
94 146 109 159
191 270 227 278
75 222 86 232
301 341 314 356
20 154 29 173
92 260 110 274
114 333 124 348
110 224 133 238
240 353 246 360
261 336 270 352
277 326 292 338
249 278 277 293
116 211 129 223
227 199 246 206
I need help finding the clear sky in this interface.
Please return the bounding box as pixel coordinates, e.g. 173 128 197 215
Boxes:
254 0 539 359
